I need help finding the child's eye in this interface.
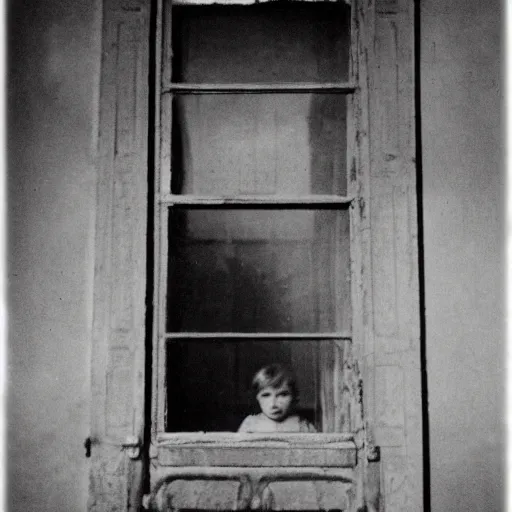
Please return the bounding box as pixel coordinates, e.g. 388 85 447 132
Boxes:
278 391 290 397
260 392 271 397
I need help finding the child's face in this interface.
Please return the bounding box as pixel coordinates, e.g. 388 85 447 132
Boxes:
256 383 294 422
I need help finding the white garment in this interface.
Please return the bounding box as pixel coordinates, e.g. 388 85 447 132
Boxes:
237 413 316 433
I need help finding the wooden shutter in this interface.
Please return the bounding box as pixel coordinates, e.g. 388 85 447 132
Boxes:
351 0 423 509
89 0 150 510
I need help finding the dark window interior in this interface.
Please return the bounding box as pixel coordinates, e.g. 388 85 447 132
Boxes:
166 340 319 432
165 3 351 434
166 208 350 333
171 3 351 84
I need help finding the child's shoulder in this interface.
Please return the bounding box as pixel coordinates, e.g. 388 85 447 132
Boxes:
287 414 317 433
237 413 267 432
238 413 317 433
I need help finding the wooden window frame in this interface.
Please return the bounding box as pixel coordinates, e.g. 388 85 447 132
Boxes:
151 0 358 442
89 0 423 510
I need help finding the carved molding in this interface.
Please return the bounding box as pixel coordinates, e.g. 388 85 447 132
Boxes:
89 0 149 510
376 0 399 14
147 468 358 511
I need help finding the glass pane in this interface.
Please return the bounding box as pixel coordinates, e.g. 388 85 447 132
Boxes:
171 3 351 83
170 94 347 196
166 339 352 433
166 340 321 432
166 209 351 333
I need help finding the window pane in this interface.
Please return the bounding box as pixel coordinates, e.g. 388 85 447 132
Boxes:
166 339 336 432
166 339 352 433
166 209 351 333
170 94 347 196
171 3 351 83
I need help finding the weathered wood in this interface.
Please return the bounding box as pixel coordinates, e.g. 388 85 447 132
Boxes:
364 459 381 512
157 444 357 467
164 332 352 340
153 0 173 437
90 0 150 510
156 432 355 442
351 0 423 509
319 338 363 435
155 433 357 467
159 194 354 206
148 466 358 512
163 82 357 94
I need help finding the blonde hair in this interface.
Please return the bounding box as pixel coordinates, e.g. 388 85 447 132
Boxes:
252 364 298 400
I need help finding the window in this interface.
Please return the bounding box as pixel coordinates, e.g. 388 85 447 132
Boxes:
152 0 355 435
90 0 423 509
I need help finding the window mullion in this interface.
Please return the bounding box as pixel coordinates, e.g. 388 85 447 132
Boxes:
156 204 169 433
153 0 168 437
162 82 357 94
163 332 352 340
160 0 173 196
158 194 354 207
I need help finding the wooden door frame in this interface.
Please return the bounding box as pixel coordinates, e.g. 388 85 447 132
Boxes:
89 0 424 510
88 0 150 510
351 0 424 509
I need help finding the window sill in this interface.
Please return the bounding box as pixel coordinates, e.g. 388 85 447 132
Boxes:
155 432 357 467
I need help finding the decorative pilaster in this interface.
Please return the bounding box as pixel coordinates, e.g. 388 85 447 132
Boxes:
89 0 150 509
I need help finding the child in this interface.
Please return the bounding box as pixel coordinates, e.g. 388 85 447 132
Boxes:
238 364 316 433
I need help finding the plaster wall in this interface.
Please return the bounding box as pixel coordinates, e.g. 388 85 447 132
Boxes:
420 1 504 510
8 1 100 510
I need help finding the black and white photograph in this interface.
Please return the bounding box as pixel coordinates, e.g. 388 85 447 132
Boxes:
7 0 503 510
